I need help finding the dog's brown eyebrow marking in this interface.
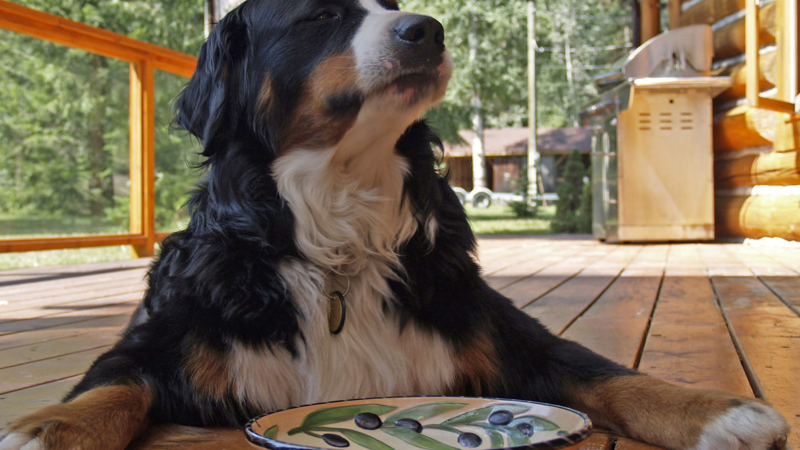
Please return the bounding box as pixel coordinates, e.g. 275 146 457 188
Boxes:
377 0 399 10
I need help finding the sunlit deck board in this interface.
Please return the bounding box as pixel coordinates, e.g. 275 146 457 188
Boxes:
1 239 799 450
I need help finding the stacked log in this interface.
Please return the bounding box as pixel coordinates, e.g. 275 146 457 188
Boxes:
674 0 799 240
716 188 800 240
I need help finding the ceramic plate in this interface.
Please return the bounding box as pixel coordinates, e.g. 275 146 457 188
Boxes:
245 397 592 450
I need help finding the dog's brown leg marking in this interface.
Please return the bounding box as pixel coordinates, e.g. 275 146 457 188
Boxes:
6 384 151 450
568 375 786 450
451 333 499 396
185 343 230 399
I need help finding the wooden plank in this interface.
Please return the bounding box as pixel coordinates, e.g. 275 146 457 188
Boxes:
637 244 753 396
2 278 146 313
0 346 110 394
498 244 617 309
713 105 775 151
0 302 138 337
0 267 146 297
714 148 800 188
563 433 613 450
0 258 151 286
715 193 800 240
0 314 131 351
0 291 143 323
485 241 590 289
0 234 148 254
0 0 196 77
0 329 121 369
703 245 800 449
0 377 79 428
613 438 664 450
561 245 668 368
524 246 643 335
482 240 562 277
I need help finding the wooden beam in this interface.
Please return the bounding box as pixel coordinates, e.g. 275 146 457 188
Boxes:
0 0 196 78
715 149 800 187
129 61 157 258
716 192 800 239
714 105 776 150
773 0 799 151
669 0 683 29
715 1 776 60
680 0 745 26
0 235 148 253
640 0 661 42
717 49 777 102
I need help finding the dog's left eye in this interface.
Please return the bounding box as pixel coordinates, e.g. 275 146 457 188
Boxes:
311 11 337 21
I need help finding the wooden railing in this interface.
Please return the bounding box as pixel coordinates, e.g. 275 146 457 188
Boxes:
0 0 197 257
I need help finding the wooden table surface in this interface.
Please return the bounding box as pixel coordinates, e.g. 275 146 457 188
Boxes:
1 237 798 450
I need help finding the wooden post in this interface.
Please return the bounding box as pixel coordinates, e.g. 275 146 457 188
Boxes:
640 0 661 42
773 0 799 151
669 0 682 29
527 0 540 202
129 61 157 258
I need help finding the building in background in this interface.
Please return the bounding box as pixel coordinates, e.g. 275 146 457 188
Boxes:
442 127 591 193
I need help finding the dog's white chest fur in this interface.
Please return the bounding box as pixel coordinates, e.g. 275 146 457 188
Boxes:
228 147 456 412
229 259 456 413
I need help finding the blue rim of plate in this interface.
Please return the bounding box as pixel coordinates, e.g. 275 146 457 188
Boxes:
243 396 593 450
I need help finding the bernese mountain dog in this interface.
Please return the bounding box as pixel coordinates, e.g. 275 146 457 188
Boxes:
0 0 790 449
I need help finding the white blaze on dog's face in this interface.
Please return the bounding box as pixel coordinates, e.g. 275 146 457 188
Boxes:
269 0 452 155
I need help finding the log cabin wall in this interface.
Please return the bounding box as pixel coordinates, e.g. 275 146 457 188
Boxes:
670 0 799 241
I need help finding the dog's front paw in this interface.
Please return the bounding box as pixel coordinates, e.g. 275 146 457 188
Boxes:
693 399 789 450
0 418 62 450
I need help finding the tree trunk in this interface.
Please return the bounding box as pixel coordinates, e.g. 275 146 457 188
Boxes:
469 23 488 191
471 103 488 190
87 55 112 216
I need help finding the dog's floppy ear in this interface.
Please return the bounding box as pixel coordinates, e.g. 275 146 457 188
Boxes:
174 8 249 156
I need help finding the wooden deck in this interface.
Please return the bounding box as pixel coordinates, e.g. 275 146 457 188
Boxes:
1 238 798 450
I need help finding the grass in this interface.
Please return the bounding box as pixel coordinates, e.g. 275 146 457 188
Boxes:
0 206 556 270
466 204 556 236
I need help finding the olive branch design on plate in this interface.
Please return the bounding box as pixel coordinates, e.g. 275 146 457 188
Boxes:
278 401 562 450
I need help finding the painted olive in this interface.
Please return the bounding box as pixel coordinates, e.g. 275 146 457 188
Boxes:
458 432 482 448
354 412 382 430
394 418 423 433
322 433 350 448
516 423 534 437
487 410 514 426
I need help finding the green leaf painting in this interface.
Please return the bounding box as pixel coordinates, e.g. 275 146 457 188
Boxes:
385 402 467 424
339 429 396 450
382 426 460 450
290 404 398 435
264 425 278 440
441 404 531 426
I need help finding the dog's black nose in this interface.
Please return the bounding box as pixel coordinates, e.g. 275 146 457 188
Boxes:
394 15 445 50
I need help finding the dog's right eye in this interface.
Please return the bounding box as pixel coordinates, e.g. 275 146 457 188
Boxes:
310 11 337 21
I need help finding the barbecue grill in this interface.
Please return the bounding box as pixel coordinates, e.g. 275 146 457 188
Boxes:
581 25 731 242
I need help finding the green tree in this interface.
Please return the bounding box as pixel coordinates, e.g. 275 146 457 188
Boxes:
0 0 204 230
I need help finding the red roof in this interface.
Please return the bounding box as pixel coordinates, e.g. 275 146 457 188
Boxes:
443 127 593 157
